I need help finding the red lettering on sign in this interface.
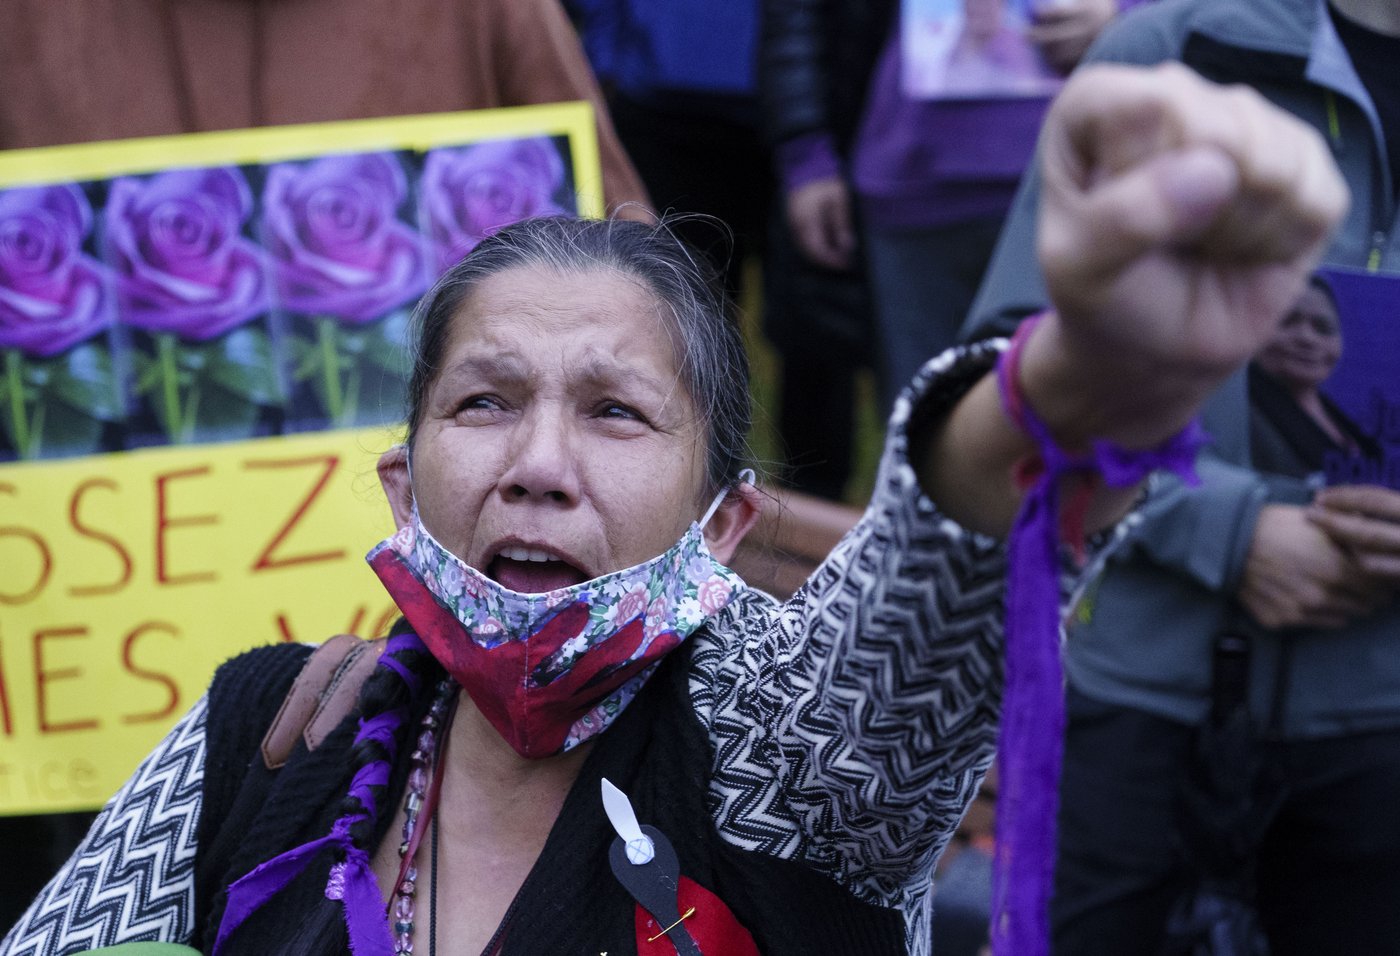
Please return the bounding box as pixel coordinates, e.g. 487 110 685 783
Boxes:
155 466 218 585
34 627 99 734
276 605 370 644
120 621 182 725
0 633 13 737
0 482 53 605
69 478 135 597
245 454 347 572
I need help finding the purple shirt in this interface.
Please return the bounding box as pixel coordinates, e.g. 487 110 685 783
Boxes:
850 32 1052 230
770 1 1148 231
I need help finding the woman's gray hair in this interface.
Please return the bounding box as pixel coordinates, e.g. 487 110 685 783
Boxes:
403 215 753 493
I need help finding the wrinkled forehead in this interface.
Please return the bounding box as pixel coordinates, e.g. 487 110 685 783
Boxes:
453 262 683 356
431 263 700 425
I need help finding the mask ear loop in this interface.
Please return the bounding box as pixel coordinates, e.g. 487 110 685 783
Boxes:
401 444 421 522
699 468 756 531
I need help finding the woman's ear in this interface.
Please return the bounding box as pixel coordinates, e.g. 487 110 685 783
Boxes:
703 479 763 565
377 444 414 529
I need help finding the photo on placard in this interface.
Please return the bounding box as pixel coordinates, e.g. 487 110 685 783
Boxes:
1246 268 1400 490
902 0 1064 100
0 181 124 462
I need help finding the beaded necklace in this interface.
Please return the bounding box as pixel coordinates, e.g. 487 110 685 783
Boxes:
390 679 457 956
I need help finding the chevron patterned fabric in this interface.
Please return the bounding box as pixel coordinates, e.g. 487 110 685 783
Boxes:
3 340 1130 956
2 699 207 955
690 341 1014 956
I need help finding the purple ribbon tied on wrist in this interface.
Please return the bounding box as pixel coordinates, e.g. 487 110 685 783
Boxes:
990 314 1206 956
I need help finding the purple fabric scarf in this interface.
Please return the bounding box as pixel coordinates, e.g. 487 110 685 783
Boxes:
214 632 427 956
990 314 1206 956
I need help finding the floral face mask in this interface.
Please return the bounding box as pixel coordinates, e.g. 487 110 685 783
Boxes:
366 473 751 758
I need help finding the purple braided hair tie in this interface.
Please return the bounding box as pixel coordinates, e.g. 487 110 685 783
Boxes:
381 631 426 695
988 313 1206 956
213 635 429 956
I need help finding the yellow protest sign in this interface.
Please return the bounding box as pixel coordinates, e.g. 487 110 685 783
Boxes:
0 103 603 815
0 427 397 813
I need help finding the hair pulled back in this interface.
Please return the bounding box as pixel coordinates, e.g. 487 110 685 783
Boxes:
403 215 754 493
272 217 755 954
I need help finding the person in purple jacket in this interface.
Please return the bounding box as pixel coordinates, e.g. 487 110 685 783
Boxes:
567 0 873 500
762 0 1136 413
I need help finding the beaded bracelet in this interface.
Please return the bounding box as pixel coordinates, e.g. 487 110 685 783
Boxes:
988 311 1206 956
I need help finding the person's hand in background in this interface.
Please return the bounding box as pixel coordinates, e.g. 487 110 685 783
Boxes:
1239 503 1387 630
1310 484 1400 582
785 175 855 270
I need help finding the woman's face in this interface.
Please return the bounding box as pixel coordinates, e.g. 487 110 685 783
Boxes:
1255 284 1343 393
963 0 1005 43
398 264 712 592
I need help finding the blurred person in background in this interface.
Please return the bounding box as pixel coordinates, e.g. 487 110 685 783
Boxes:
0 0 648 211
567 0 873 500
964 0 1400 950
1248 274 1379 482
762 0 1139 416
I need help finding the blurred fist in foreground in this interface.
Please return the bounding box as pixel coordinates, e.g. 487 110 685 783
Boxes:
1026 63 1349 449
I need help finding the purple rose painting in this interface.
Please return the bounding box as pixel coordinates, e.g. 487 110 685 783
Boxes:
105 167 270 341
0 184 119 459
262 153 429 429
420 138 569 270
105 168 282 446
263 153 429 323
0 185 114 358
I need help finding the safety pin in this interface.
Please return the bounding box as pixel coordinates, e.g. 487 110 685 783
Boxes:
646 906 697 943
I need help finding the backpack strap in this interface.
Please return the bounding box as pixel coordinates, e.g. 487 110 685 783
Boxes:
259 634 386 769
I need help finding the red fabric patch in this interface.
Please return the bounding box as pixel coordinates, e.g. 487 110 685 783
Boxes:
633 876 759 956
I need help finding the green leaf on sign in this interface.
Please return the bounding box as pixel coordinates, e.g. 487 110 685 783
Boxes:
360 311 412 378
204 327 286 405
130 351 161 396
44 343 124 420
289 335 321 382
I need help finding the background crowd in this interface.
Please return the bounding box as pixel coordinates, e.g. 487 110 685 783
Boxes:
2 0 1398 953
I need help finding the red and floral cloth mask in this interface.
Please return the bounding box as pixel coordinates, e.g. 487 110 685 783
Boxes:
366 481 748 758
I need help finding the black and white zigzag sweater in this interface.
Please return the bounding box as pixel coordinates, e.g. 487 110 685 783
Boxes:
2 342 1105 956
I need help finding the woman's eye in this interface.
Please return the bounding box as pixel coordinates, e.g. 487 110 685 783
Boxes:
457 394 502 414
597 401 645 423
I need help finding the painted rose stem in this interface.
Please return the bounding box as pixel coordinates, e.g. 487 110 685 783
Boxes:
3 349 37 458
315 316 354 427
152 332 196 444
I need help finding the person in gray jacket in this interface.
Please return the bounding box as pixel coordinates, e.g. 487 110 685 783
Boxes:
963 0 1400 952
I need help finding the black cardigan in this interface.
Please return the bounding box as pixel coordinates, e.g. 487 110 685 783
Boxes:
193 641 905 955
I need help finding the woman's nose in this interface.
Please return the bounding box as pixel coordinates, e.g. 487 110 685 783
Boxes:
498 407 580 504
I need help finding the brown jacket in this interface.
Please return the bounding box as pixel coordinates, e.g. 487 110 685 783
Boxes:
0 0 648 211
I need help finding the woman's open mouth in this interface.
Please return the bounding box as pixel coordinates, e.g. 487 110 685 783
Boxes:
487 546 590 593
